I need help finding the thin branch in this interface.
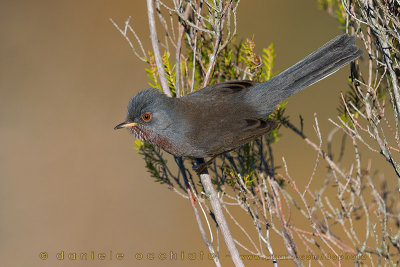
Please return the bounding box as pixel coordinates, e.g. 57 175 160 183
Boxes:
197 159 245 267
109 17 147 62
146 0 172 97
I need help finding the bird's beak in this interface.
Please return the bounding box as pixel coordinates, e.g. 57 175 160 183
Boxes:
114 121 138 130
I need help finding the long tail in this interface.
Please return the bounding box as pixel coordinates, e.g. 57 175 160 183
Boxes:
245 34 363 116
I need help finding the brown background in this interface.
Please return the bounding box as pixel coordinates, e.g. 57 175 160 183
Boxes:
0 0 354 266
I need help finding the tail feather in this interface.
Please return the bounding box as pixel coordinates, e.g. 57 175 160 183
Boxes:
245 34 363 116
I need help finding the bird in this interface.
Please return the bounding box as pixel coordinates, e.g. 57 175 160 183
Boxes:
115 34 362 171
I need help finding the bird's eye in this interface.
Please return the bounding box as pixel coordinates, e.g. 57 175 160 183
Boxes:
141 112 152 122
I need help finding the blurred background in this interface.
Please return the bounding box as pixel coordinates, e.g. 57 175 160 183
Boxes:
0 0 354 266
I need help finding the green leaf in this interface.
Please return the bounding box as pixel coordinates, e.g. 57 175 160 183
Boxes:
134 139 144 150
262 44 275 81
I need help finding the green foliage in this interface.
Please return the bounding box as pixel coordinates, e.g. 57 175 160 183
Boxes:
268 101 288 143
134 139 144 150
262 44 275 81
138 142 171 184
145 52 161 90
239 37 263 79
317 0 346 29
161 52 177 97
145 51 177 96
212 41 242 82
335 4 346 26
227 169 256 188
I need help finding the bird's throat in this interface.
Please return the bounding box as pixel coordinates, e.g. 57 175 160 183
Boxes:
130 125 180 156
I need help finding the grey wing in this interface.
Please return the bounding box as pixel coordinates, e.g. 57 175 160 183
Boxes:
180 80 272 157
205 118 278 156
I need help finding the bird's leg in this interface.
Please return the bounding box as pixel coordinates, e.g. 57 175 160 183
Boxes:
194 156 217 175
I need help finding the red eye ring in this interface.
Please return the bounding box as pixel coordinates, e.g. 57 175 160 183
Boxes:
141 112 152 122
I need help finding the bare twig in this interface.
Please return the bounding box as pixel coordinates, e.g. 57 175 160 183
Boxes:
199 170 245 267
146 0 172 97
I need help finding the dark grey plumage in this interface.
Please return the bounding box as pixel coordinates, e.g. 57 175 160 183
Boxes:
116 34 363 158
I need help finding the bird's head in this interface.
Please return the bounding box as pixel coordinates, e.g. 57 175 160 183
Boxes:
114 89 174 142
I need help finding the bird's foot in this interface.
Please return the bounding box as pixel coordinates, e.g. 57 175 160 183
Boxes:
192 163 208 175
193 156 217 175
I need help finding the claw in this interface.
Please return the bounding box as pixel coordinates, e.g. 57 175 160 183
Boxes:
192 163 208 175
193 155 218 174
